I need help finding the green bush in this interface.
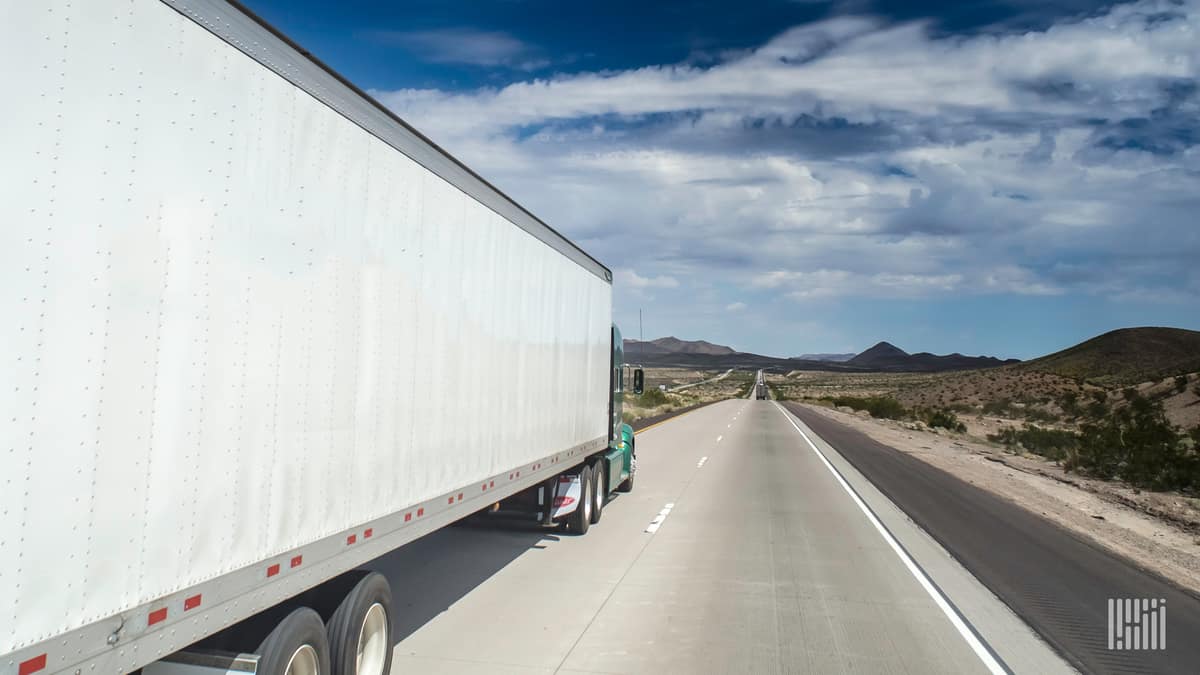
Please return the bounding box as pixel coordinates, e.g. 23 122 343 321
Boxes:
987 424 1078 461
918 407 967 433
1084 391 1110 420
829 395 907 419
981 398 1013 416
1059 391 1081 418
636 388 669 407
1070 392 1200 492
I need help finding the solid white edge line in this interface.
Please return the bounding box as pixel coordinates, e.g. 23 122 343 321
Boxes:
773 403 1007 675
717 435 723 442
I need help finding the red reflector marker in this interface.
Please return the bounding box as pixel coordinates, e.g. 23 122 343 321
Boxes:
489 480 494 488
447 496 454 504
417 508 424 517
346 534 357 545
404 513 412 522
19 654 46 675
552 496 575 508
148 607 168 626
184 594 202 611
267 564 280 577
290 555 303 568
457 493 463 501
364 528 373 538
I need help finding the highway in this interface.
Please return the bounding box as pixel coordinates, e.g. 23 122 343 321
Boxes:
366 400 1074 674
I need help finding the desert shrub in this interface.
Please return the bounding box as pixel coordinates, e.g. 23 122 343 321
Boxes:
636 388 669 407
1058 391 1081 418
1022 407 1061 424
988 424 1077 461
982 398 1014 416
829 395 907 420
1175 375 1189 393
918 408 967 433
987 427 1020 447
1085 391 1110 420
1070 392 1200 492
1018 425 1077 461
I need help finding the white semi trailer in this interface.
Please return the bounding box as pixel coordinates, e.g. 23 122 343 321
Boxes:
0 2 643 675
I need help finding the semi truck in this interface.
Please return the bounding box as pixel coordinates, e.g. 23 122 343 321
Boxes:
0 2 643 674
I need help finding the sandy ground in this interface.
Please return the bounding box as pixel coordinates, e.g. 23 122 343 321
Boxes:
799 403 1200 594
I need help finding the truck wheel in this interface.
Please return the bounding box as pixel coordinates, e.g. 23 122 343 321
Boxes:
566 465 592 535
616 456 635 493
327 572 393 675
256 607 331 675
589 462 604 525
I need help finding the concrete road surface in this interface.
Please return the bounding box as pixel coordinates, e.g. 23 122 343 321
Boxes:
366 400 1070 674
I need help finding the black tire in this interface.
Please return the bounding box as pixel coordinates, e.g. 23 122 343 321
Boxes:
565 465 592 535
326 572 394 675
617 454 635 493
589 461 604 525
256 607 331 675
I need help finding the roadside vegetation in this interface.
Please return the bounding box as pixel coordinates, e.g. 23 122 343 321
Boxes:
775 362 1200 495
819 395 967 433
623 368 754 424
988 390 1200 493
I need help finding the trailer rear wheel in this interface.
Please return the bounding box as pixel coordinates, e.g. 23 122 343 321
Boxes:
566 465 593 534
326 572 394 675
256 608 331 675
589 462 605 525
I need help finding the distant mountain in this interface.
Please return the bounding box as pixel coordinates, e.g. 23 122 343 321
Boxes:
848 341 1019 372
625 337 736 356
847 342 910 368
793 353 857 362
624 337 1015 373
1018 327 1200 386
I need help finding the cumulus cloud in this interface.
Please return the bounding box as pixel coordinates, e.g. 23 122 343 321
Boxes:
369 0 1200 318
726 302 747 311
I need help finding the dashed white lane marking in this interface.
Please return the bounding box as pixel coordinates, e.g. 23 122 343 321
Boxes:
717 435 723 442
773 403 1006 675
727 423 732 428
697 456 708 468
645 503 675 533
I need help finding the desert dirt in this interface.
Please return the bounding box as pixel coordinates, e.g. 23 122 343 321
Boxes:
796 402 1200 593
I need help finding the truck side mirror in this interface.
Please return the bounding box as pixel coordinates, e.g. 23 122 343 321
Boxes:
633 368 644 395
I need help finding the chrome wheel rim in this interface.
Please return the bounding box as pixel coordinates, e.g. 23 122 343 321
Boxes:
582 474 592 521
355 602 389 675
284 645 319 675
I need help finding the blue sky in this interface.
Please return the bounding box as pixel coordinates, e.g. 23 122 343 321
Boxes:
243 0 1199 360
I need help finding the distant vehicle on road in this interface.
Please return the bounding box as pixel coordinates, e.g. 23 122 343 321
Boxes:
1 3 643 675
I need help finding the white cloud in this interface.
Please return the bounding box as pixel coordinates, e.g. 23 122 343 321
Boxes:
615 268 680 289
725 301 747 311
369 0 1200 323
